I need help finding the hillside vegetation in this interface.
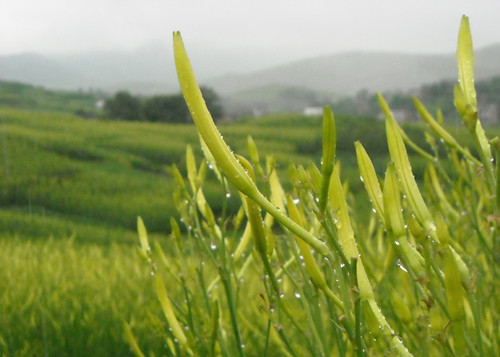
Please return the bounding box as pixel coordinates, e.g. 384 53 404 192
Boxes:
0 104 493 355
1 106 452 243
0 80 103 116
0 107 396 354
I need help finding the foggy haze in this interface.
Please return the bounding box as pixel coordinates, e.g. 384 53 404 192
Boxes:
1 0 500 76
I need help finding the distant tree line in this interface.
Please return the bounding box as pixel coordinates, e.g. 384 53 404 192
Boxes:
103 86 223 122
332 76 500 125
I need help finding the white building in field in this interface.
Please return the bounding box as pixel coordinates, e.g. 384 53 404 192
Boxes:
95 100 105 110
304 106 323 116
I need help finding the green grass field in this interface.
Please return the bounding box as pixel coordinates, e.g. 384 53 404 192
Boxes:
0 80 102 116
0 107 375 355
0 107 413 242
0 105 495 355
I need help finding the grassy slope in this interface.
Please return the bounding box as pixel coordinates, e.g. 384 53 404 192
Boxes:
0 80 101 115
0 109 325 243
1 107 484 244
1 108 194 243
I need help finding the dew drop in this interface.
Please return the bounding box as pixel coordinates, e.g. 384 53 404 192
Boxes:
396 260 408 273
210 243 217 250
295 292 301 299
394 241 400 246
226 192 231 198
293 198 300 204
360 176 364 182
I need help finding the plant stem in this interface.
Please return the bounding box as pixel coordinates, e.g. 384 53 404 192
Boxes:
218 266 244 357
351 259 366 357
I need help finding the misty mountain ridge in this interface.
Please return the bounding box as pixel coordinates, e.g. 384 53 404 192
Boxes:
1 43 500 112
209 43 500 96
0 43 297 94
0 52 86 89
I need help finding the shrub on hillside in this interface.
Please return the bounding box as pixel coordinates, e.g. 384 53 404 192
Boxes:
103 91 142 121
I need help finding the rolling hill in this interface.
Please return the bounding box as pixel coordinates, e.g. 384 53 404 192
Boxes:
1 44 500 96
208 44 500 97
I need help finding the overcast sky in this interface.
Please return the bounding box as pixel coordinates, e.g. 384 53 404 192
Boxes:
1 0 500 70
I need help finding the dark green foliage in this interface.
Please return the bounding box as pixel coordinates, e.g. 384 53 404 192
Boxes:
142 94 189 123
104 86 223 123
104 91 142 121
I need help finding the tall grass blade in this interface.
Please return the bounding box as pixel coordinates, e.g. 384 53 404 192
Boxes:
355 141 385 225
155 275 189 349
383 102 436 238
319 106 336 215
123 322 146 357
